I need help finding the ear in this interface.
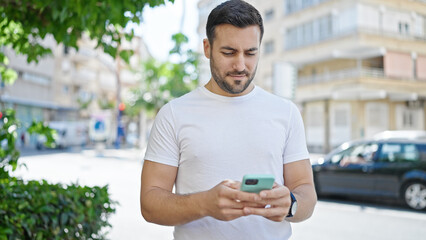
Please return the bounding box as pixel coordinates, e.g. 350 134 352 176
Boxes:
203 38 211 59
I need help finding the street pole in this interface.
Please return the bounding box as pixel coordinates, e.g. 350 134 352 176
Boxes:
115 43 123 149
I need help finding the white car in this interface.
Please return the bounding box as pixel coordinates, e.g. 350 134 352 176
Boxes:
36 121 88 150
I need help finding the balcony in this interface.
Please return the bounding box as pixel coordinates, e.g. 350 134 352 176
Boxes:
285 0 332 16
296 67 426 102
298 67 387 86
285 26 426 51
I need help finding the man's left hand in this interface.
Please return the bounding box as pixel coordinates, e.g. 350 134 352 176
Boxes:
241 183 292 222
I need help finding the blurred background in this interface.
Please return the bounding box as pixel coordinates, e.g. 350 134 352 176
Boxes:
1 0 426 239
3 0 426 154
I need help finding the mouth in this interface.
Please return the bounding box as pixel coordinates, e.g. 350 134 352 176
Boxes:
227 72 248 80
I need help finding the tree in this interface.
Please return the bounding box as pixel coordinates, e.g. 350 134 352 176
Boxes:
126 33 199 117
0 0 174 85
0 1 179 237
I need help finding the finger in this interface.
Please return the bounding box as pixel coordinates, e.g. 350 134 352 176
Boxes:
250 197 289 207
259 185 289 199
243 206 287 218
222 186 261 202
219 198 250 209
223 180 241 190
232 191 261 202
240 201 266 208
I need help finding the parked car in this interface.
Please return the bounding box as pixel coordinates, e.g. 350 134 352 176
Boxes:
312 138 426 211
36 121 88 150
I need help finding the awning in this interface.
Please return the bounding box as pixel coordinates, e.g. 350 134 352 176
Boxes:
0 95 78 111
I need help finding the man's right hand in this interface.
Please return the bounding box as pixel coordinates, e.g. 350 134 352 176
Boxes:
201 180 264 221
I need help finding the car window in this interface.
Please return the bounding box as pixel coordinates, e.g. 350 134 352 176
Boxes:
416 144 426 161
378 143 419 163
337 143 378 167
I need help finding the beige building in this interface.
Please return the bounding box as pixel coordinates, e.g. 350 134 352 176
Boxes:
198 0 426 153
2 34 150 147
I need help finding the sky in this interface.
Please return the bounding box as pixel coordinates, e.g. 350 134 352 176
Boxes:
136 0 201 61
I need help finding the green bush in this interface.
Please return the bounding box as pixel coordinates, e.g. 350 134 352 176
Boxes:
0 175 116 240
0 109 116 239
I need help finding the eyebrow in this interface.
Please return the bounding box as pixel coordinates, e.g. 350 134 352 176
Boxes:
220 46 258 52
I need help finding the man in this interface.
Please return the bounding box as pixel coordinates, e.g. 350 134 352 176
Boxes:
140 0 317 239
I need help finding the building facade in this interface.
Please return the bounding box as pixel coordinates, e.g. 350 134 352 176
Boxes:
198 0 426 153
1 34 150 147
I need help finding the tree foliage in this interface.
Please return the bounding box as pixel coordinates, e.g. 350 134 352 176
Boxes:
0 109 56 173
126 33 199 117
0 0 174 84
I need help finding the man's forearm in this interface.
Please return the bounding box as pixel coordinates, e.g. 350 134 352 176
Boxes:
141 187 208 226
287 183 317 222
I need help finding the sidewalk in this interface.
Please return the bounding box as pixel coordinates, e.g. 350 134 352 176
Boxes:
81 147 144 161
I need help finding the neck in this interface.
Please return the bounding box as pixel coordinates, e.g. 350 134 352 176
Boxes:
204 79 254 97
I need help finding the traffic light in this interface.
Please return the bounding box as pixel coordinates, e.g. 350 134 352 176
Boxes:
118 103 126 112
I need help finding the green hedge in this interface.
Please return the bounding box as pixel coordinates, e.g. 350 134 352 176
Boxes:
0 174 116 240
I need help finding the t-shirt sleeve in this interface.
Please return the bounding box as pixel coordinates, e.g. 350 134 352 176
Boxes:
144 103 180 167
282 102 310 164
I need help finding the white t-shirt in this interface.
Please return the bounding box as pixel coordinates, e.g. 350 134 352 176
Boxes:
144 85 309 240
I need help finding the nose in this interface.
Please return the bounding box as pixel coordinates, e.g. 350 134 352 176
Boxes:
232 54 245 72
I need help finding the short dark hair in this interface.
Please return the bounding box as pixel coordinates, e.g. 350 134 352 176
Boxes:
206 0 264 45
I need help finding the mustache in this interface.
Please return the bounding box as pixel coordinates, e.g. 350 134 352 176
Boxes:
226 70 249 76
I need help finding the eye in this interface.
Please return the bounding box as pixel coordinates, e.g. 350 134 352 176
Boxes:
246 52 257 56
222 52 234 56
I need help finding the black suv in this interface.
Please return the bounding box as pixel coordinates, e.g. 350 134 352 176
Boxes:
312 138 426 210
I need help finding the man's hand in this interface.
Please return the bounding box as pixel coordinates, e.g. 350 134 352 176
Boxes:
241 183 292 222
240 160 318 223
203 180 264 221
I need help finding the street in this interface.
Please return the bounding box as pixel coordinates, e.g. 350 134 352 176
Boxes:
13 148 426 240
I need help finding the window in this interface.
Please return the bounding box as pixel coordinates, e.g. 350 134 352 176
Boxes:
378 143 419 162
416 144 426 161
265 9 274 21
64 46 69 55
319 15 332 40
22 72 50 86
333 143 378 166
403 111 414 127
63 85 69 94
424 15 426 38
334 109 348 127
399 22 410 35
284 0 331 15
413 56 417 79
395 104 424 130
285 14 336 49
264 41 275 55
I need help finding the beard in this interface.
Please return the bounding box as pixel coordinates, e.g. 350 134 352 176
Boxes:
210 55 257 95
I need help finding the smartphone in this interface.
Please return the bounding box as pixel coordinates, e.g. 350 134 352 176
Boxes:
240 174 275 193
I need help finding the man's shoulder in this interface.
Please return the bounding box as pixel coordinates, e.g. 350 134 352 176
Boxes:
157 87 203 115
256 86 296 108
170 87 203 105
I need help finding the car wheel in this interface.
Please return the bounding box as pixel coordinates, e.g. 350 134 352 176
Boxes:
403 182 426 210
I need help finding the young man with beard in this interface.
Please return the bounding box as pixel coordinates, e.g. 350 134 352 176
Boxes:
140 0 317 239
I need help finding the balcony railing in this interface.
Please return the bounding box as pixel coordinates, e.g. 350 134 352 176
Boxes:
285 0 332 15
297 67 385 86
285 27 426 51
